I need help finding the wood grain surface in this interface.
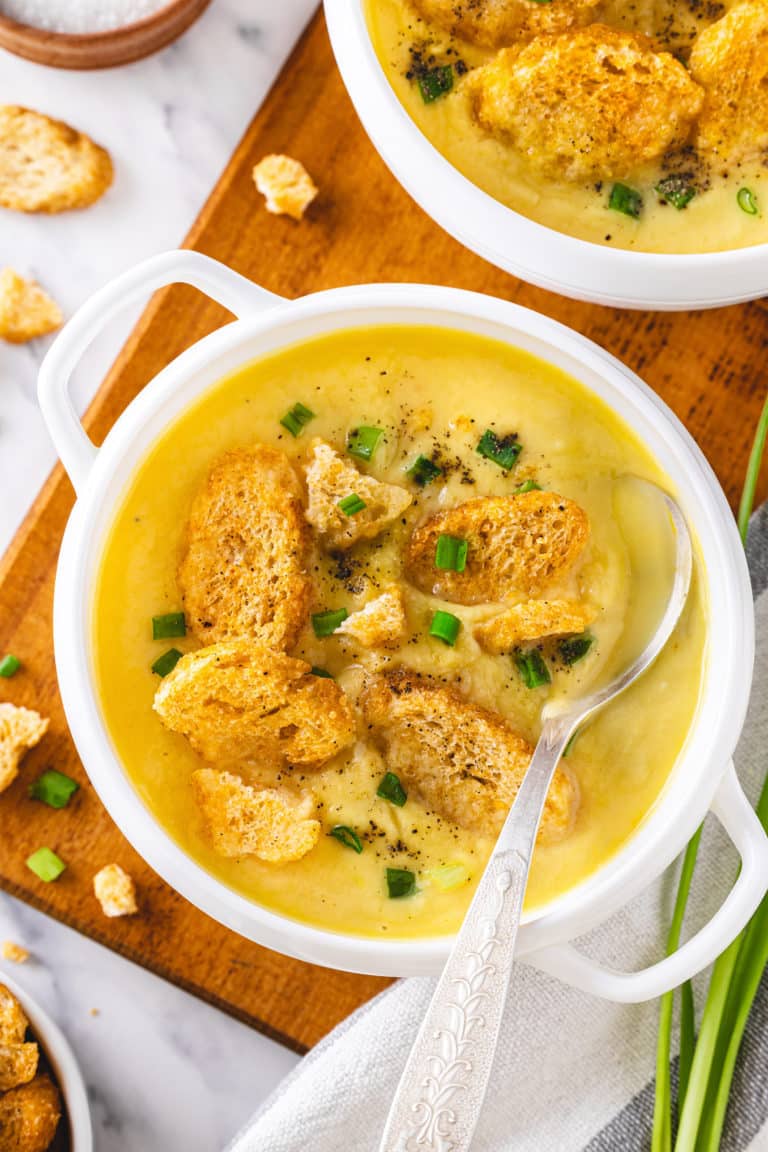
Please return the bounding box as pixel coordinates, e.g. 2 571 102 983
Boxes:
0 10 765 1055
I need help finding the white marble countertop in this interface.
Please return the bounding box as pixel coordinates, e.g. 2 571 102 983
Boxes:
0 2 320 1146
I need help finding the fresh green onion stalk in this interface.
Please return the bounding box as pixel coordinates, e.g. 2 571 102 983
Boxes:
652 390 768 1150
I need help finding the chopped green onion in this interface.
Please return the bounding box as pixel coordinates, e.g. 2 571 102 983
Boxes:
559 633 594 665
26 847 66 883
435 534 468 572
329 825 363 854
562 730 579 759
29 769 79 810
417 65 453 103
0 654 21 678
310 666 334 679
347 426 384 462
737 187 758 216
476 428 521 470
386 867 416 898
655 176 696 210
609 183 643 218
311 608 349 638
337 493 367 517
515 479 541 494
406 454 443 487
151 648 183 677
515 648 551 689
377 772 407 806
429 610 461 646
152 612 186 640
428 863 468 890
280 402 315 437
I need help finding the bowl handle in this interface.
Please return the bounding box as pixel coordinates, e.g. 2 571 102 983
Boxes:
529 762 768 1002
37 250 283 496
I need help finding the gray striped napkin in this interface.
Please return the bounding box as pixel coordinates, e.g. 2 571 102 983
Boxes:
228 505 768 1152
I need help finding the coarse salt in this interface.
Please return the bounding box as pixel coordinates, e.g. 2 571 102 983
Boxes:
0 0 167 33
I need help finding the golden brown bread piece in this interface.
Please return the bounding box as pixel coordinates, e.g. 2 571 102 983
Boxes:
0 987 27 1047
252 154 318 220
0 269 62 344
192 769 321 862
154 640 356 768
466 26 704 182
474 599 596 653
0 105 112 213
689 0 768 163
304 440 412 551
336 585 408 650
361 669 576 840
405 491 589 604
179 446 312 649
0 705 49 796
93 864 138 918
409 0 600 47
0 1074 61 1152
0 1044 38 1093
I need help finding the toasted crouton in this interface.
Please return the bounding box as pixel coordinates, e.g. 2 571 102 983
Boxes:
474 599 596 654
0 942 29 966
304 440 413 550
0 269 62 344
689 0 768 163
0 705 49 796
93 864 138 919
466 27 703 182
336 585 407 649
253 154 318 220
410 0 600 48
405 491 589 605
0 1044 38 1093
192 769 320 862
0 105 112 213
0 1074 61 1152
0 987 28 1046
179 446 312 650
361 669 576 839
154 640 356 768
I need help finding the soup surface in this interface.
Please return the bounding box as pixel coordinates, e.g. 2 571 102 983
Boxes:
95 325 706 939
365 0 768 254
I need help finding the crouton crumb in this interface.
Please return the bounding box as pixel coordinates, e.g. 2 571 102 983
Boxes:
192 769 321 862
253 154 318 220
93 864 138 918
0 703 49 795
1 941 29 965
337 585 408 649
0 267 62 344
304 439 413 550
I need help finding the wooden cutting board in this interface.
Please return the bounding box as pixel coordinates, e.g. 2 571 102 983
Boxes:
0 10 766 1055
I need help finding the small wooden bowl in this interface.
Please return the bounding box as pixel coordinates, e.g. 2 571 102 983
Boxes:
0 0 212 69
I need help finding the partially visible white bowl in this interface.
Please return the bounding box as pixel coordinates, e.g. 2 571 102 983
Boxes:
1 972 92 1151
324 0 768 310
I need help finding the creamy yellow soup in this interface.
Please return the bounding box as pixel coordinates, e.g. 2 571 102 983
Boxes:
365 0 768 254
94 326 706 939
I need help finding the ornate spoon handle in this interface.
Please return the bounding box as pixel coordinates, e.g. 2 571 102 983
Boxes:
379 720 571 1152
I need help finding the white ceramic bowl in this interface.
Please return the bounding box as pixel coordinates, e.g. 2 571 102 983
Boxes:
324 0 768 311
38 251 768 1002
1 973 92 1151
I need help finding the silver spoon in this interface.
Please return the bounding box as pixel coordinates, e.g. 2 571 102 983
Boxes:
379 482 692 1152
